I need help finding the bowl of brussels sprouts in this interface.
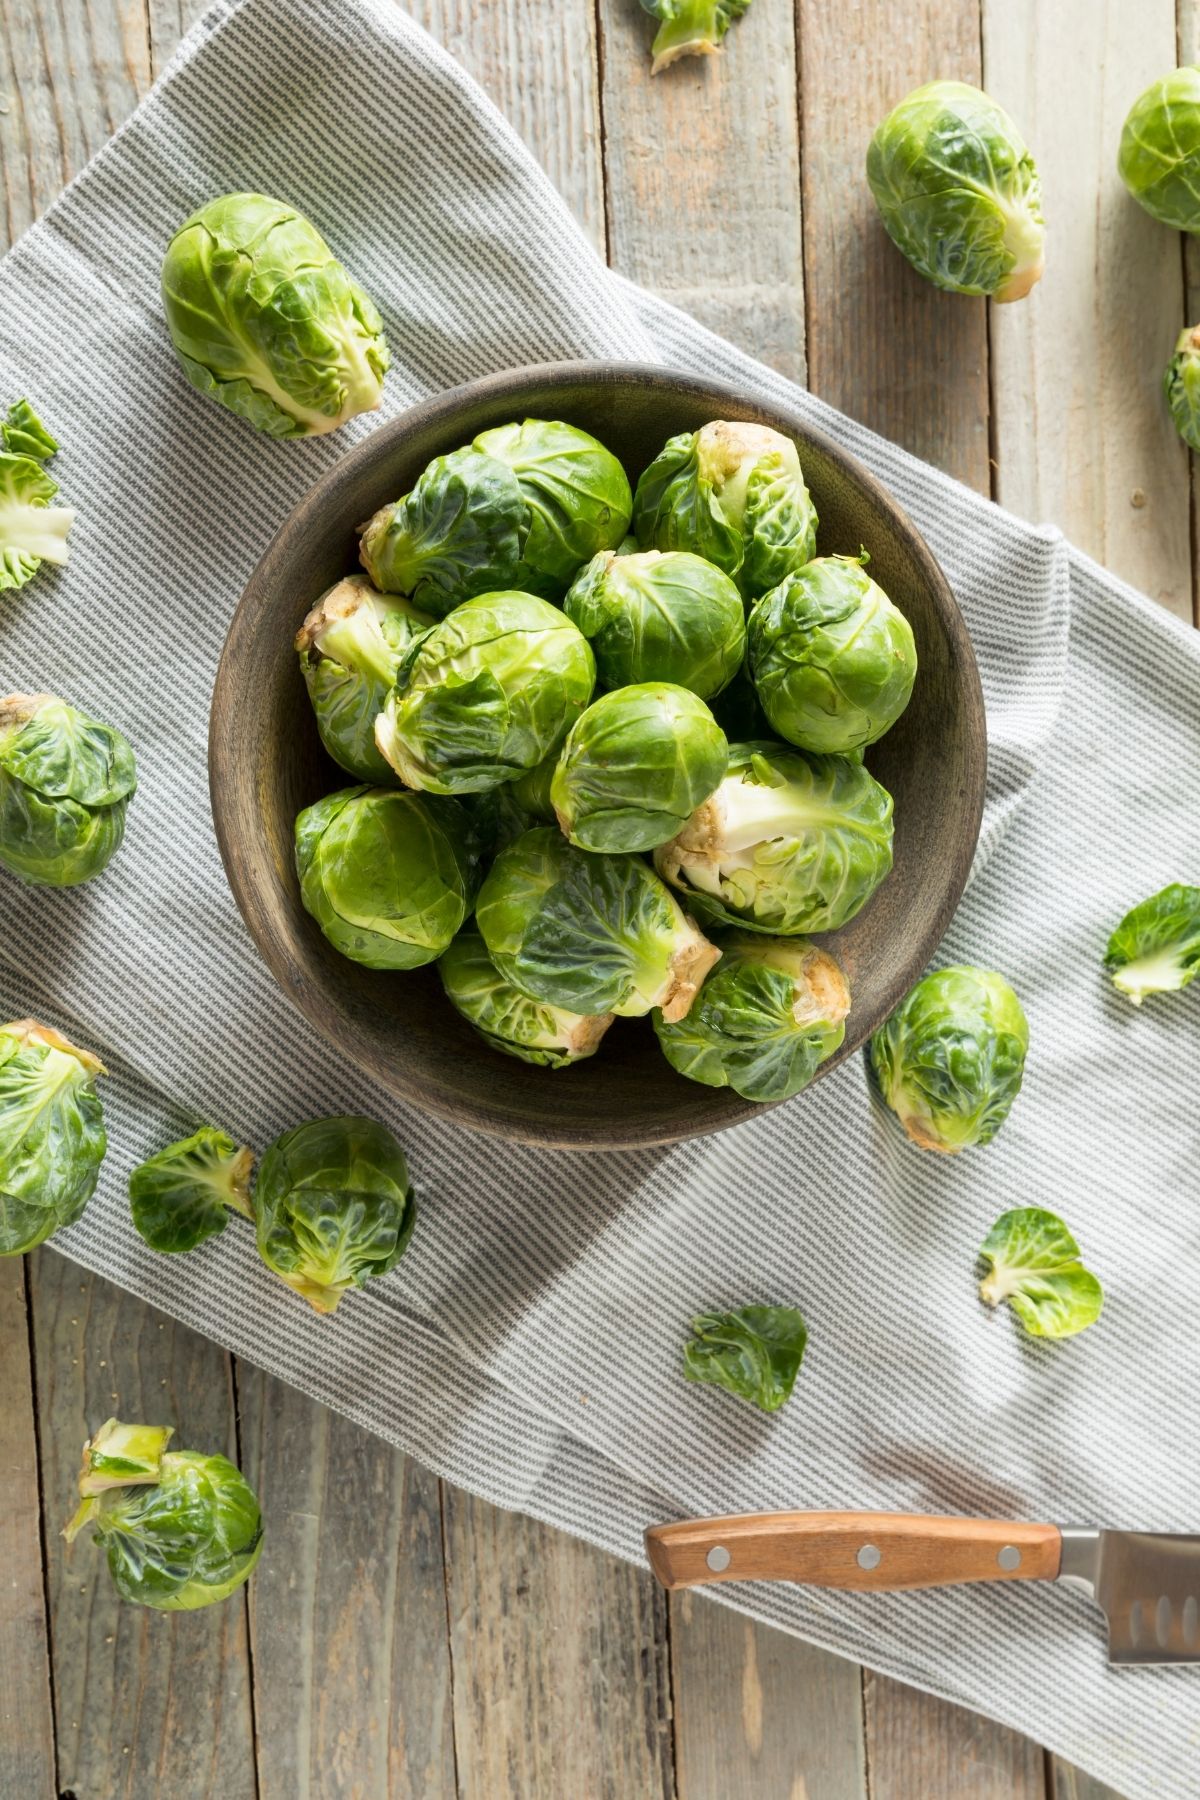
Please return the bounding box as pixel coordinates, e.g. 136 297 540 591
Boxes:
210 363 984 1148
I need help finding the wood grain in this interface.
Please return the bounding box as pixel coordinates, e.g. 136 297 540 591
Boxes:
865 1672 1047 1800
1049 1758 1129 1800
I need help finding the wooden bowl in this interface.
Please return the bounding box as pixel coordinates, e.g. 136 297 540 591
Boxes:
210 363 985 1149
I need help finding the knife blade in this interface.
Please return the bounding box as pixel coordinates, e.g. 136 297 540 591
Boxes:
644 1511 1200 1666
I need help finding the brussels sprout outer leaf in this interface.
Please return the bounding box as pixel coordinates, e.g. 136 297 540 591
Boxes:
1 399 58 462
439 927 613 1066
1165 326 1200 453
129 1128 255 1254
0 453 74 590
296 575 432 782
358 448 527 614
563 549 746 699
0 1018 106 1254
77 1420 174 1496
473 419 632 590
1103 882 1200 1003
978 1208 1104 1339
639 0 752 71
1118 67 1200 231
869 965 1028 1152
682 1304 807 1412
0 694 136 887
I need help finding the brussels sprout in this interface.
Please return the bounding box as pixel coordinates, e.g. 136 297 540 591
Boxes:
472 419 632 593
254 1115 416 1313
1103 883 1200 1003
359 448 527 615
866 81 1045 301
64 1419 263 1609
747 554 917 754
551 683 729 853
129 1128 254 1254
978 1209 1103 1340
296 785 478 970
655 935 848 1102
633 421 817 599
0 452 74 591
1 399 57 462
440 927 614 1067
375 592 595 794
0 693 136 887
682 1304 807 1412
708 658 771 741
654 741 894 935
1165 328 1200 452
639 0 751 73
296 575 433 782
476 826 720 1020
870 966 1028 1153
1118 68 1200 231
563 548 746 698
0 1019 106 1255
160 193 389 437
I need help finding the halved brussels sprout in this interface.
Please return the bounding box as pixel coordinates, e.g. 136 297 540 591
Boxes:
654 741 894 935
64 1419 263 1609
472 419 632 593
0 453 74 592
254 1115 416 1313
1103 883 1200 1003
551 683 729 853
655 935 848 1102
633 421 817 598
870 966 1028 1153
359 448 528 615
639 0 751 73
0 1019 106 1255
563 548 746 698
129 1128 255 1254
295 785 478 970
747 554 917 754
476 825 719 1020
296 575 433 782
867 81 1045 301
375 591 595 794
440 927 613 1066
161 193 388 437
978 1209 1103 1340
1118 67 1200 231
1165 328 1200 453
682 1304 807 1413
1 399 58 462
0 693 136 887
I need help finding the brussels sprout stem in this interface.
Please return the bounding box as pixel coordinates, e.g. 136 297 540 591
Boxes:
1111 949 1194 1004
993 204 1045 303
979 1267 1016 1307
658 924 722 1022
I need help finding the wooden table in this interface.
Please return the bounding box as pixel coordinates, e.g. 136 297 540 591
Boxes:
1 0 1183 1791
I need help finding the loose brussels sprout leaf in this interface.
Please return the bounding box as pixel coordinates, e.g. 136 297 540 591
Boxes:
477 825 720 1020
129 1128 255 1254
296 574 433 783
654 741 894 935
632 421 817 599
867 81 1045 301
161 192 389 437
358 448 528 616
295 785 478 970
639 0 751 73
978 1209 1103 1340
1 399 58 462
77 1419 173 1494
64 1425 263 1610
254 1115 416 1314
473 419 632 593
0 692 137 887
0 1019 106 1255
655 934 848 1102
870 965 1028 1153
551 683 729 853
1118 67 1200 231
440 927 614 1066
375 591 595 794
0 452 74 591
682 1304 807 1412
1165 326 1200 452
748 554 917 755
563 548 746 698
1103 883 1200 1003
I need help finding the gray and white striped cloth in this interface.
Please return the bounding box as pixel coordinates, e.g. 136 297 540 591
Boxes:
1 2 1195 1792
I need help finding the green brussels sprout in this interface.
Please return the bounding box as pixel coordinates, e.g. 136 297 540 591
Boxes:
295 785 478 970
1103 883 1200 1003
160 193 389 438
870 966 1028 1153
129 1128 255 1254
639 0 751 73
0 452 74 591
551 683 729 853
359 448 528 616
295 575 433 783
472 419 632 593
1 399 58 462
1165 328 1200 452
562 548 746 698
747 554 917 754
654 935 849 1102
682 1304 807 1413
440 927 614 1066
0 693 136 887
375 591 595 794
978 1209 1103 1340
253 1115 416 1314
476 825 720 1020
63 1419 263 1609
0 1019 106 1255
867 81 1045 301
1118 68 1200 231
654 741 894 935
633 421 817 599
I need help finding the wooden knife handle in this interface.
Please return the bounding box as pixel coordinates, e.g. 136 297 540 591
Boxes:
644 1511 1062 1593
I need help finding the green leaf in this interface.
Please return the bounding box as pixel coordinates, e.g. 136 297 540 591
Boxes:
978 1208 1103 1340
0 452 74 590
0 1020 106 1254
1103 883 1200 1004
1 399 58 462
682 1303 808 1412
129 1128 255 1254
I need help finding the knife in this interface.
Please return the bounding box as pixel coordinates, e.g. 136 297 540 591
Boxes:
644 1510 1200 1665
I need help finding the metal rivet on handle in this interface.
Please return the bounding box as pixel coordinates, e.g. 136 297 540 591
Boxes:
998 1546 1021 1572
706 1545 731 1573
857 1544 882 1571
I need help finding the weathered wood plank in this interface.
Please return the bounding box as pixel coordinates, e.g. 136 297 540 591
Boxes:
148 0 210 73
30 1252 257 1800
0 1259 56 1800
1049 1759 1129 1800
865 1672 1046 1800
